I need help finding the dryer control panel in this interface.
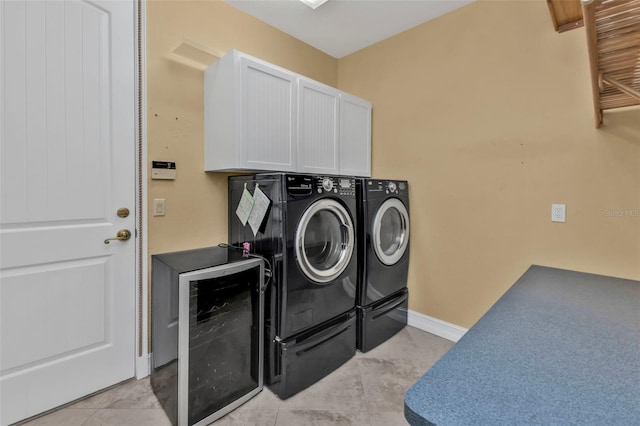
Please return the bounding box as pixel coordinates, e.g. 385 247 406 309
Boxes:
315 176 356 197
367 180 408 196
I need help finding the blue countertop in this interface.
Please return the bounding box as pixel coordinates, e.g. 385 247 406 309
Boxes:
405 265 640 425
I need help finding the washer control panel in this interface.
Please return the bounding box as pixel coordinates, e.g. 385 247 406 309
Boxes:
286 174 314 196
315 176 356 196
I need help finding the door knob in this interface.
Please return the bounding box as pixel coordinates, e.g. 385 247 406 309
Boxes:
104 229 132 244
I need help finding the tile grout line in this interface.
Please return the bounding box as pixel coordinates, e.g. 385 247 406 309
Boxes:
80 408 99 426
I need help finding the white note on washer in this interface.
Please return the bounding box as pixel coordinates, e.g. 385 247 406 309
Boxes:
235 184 254 225
248 185 271 236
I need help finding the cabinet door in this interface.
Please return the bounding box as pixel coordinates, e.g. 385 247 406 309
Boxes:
240 56 297 171
339 93 372 177
297 78 339 175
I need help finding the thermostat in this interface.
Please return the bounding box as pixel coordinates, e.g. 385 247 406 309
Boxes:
152 161 176 180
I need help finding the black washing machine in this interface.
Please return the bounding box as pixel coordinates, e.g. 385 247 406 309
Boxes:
228 173 358 399
356 178 410 352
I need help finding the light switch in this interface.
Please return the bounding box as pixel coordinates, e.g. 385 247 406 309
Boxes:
154 199 166 216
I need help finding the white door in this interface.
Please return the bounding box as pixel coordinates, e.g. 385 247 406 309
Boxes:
240 55 297 172
0 0 136 424
297 78 339 175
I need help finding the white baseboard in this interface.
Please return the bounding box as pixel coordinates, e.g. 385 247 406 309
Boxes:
407 310 468 342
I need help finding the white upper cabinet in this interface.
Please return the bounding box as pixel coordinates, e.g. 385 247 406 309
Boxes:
240 57 298 172
339 93 372 177
205 51 297 172
297 78 339 175
205 50 371 176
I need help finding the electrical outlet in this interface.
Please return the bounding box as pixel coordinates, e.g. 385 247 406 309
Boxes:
154 199 166 216
551 204 566 223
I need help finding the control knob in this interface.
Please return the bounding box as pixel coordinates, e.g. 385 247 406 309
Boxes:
322 177 334 192
388 181 397 193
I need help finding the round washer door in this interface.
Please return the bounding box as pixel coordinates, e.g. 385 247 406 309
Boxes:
372 198 410 266
295 199 355 283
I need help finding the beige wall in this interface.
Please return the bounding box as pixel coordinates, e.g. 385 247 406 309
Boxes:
147 0 640 330
337 0 640 327
146 0 337 256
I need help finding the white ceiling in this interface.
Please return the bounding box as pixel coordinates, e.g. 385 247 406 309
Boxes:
224 0 475 59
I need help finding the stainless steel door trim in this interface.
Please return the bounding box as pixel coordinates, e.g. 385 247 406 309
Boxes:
178 258 265 426
295 198 355 283
372 198 409 266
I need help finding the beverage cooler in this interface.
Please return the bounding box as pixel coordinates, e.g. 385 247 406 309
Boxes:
150 247 264 426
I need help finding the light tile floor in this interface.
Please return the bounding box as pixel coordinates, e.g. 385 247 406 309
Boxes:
19 326 453 426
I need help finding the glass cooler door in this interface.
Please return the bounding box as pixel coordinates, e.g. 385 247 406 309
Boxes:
177 258 264 426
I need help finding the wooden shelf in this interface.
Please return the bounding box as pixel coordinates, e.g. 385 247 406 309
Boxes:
582 0 640 127
168 38 223 70
547 0 639 127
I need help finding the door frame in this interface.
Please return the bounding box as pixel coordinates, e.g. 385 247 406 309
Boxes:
134 0 150 379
